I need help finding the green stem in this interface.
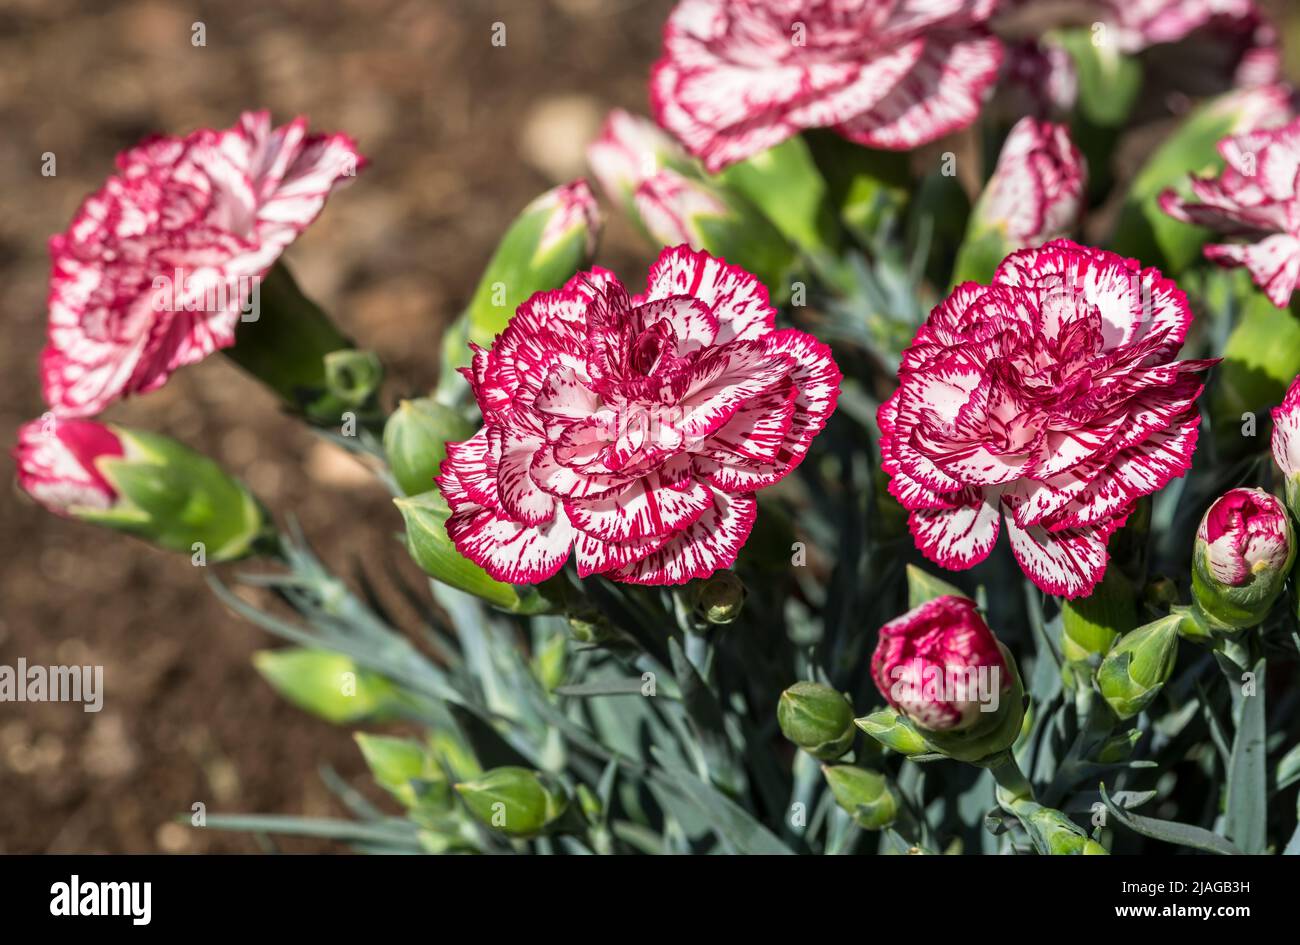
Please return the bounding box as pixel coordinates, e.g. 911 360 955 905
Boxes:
987 752 1034 804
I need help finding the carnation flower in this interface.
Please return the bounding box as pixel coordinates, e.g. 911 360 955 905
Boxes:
870 595 1010 732
42 110 365 417
650 0 1003 172
437 245 841 585
1160 117 1300 308
879 240 1215 598
975 117 1085 246
13 418 122 515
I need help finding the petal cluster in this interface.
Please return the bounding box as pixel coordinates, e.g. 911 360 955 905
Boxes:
1161 117 1300 308
880 240 1215 598
649 0 1003 172
870 596 1008 732
1196 487 1291 586
977 117 1085 245
437 245 841 586
42 110 365 416
13 419 123 515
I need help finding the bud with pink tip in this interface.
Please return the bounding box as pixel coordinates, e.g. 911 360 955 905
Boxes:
14 418 265 561
868 596 1024 763
1193 487 1295 630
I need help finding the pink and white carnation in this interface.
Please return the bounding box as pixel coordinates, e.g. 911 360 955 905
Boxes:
977 117 1085 246
1160 117 1300 308
13 418 123 515
870 595 1010 731
650 0 1003 173
42 110 365 417
437 245 841 586
879 240 1215 598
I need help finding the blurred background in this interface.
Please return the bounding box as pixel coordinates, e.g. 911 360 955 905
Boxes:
3 0 1300 854
0 0 670 853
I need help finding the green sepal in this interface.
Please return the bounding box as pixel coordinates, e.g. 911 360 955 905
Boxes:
393 491 550 614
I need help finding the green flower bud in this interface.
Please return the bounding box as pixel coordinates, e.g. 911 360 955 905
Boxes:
438 181 600 400
1097 614 1184 720
691 572 747 625
71 426 266 561
854 707 932 757
778 682 855 761
383 398 476 497
1025 807 1107 856
394 491 549 614
822 765 897 831
454 767 570 838
252 648 400 724
1192 488 1295 631
355 734 452 812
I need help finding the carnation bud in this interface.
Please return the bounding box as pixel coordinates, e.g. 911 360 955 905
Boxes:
587 109 686 213
252 647 401 724
633 169 795 293
1097 614 1183 720
355 733 452 812
439 181 601 399
870 596 1025 764
777 682 855 761
1022 806 1108 856
691 572 746 625
822 766 897 831
454 767 570 838
383 398 477 497
957 117 1085 282
14 418 266 561
393 491 549 614
854 707 932 757
1192 488 1295 631
465 180 601 349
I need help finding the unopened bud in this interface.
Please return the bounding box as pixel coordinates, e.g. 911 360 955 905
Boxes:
454 767 570 838
1192 488 1295 631
822 765 897 831
692 571 746 624
778 682 855 761
1097 614 1183 720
